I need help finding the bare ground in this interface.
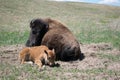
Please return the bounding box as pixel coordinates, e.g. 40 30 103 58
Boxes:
0 43 120 80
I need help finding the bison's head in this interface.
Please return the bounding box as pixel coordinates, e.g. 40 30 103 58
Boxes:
26 18 48 47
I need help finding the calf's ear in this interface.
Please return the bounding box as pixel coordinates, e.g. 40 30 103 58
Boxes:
44 50 48 55
52 49 55 54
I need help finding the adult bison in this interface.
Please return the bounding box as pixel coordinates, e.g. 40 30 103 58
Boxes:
26 18 83 61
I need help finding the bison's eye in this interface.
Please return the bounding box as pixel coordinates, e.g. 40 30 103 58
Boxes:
30 24 34 28
32 30 37 34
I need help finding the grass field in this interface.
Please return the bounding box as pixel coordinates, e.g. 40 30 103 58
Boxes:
0 0 120 80
0 0 120 47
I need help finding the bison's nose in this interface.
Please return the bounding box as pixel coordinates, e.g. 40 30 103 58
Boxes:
32 31 37 34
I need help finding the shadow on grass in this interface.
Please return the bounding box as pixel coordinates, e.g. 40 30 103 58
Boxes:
79 52 85 61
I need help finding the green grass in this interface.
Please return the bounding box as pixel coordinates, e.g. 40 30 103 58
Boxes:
77 28 120 48
98 53 120 62
0 1 120 79
0 31 29 46
0 0 120 48
1 63 119 80
0 63 64 80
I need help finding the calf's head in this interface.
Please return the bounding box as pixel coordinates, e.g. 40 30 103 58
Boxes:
44 49 56 66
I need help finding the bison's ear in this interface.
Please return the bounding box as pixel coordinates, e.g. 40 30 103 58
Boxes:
30 19 35 28
46 24 49 30
43 22 49 30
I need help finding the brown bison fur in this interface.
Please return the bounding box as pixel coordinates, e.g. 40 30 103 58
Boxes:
26 18 84 61
19 45 56 69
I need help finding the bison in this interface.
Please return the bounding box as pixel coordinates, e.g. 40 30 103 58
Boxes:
26 18 84 61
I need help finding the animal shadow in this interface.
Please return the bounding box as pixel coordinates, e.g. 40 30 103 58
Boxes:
79 52 85 61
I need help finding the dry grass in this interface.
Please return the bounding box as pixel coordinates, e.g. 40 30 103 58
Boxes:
0 0 120 79
0 0 120 47
0 44 120 80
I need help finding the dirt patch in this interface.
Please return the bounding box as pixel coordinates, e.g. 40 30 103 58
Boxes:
0 43 120 80
0 44 25 65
